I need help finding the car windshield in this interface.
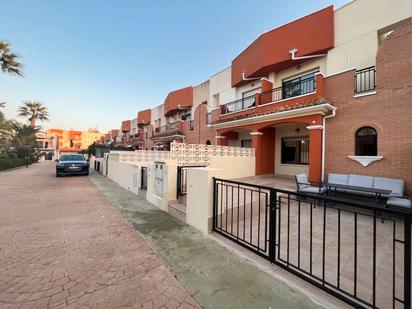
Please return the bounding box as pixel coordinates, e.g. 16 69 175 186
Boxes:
59 155 85 161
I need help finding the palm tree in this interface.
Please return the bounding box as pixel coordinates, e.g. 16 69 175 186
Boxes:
0 117 14 153
18 100 49 127
0 101 5 118
11 122 40 161
0 41 23 76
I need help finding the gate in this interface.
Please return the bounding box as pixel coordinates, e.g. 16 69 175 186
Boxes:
213 178 412 309
176 166 205 199
140 166 147 190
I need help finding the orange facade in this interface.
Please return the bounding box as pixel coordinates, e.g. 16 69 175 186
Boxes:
164 86 193 116
137 109 151 125
121 120 131 132
110 129 119 138
231 6 334 87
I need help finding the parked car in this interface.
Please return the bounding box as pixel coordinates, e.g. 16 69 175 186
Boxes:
56 154 89 177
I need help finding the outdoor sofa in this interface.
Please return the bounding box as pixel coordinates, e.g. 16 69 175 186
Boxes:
295 173 411 209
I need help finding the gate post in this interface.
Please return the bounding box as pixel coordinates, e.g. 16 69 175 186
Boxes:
404 215 411 309
269 188 277 262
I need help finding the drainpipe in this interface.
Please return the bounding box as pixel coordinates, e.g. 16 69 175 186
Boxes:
322 107 337 182
289 48 327 60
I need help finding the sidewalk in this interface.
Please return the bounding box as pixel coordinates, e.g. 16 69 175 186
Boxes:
90 171 323 309
0 162 199 309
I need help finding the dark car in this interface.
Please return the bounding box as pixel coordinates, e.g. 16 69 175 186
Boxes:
56 154 89 177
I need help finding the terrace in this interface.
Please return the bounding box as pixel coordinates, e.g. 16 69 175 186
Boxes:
221 75 318 116
213 176 412 308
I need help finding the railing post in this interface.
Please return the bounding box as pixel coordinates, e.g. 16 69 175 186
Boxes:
269 188 277 262
404 214 411 309
212 177 217 232
176 166 180 200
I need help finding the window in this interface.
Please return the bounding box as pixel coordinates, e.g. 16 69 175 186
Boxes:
206 112 212 125
206 140 211 145
355 127 377 156
241 139 252 148
181 113 191 121
282 71 317 99
189 120 194 131
281 136 309 165
242 87 261 99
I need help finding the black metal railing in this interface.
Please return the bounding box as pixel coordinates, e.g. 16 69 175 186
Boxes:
177 166 205 199
355 66 376 94
221 94 256 115
213 177 412 309
221 76 317 115
156 122 179 133
260 76 317 104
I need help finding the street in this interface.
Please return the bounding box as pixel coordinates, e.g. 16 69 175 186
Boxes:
0 162 198 309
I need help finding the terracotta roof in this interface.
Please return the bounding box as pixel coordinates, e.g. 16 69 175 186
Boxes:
213 97 328 125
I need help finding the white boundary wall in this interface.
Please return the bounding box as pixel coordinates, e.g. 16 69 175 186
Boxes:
95 145 255 234
186 155 256 235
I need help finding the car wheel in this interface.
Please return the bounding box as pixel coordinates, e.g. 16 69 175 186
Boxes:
84 173 89 176
56 173 61 177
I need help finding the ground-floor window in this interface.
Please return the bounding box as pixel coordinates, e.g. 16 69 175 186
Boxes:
281 136 309 165
355 126 377 156
241 139 252 148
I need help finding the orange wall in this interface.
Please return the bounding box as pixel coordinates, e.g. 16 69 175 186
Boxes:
231 6 334 87
137 109 151 124
121 120 131 132
111 129 119 138
164 86 193 116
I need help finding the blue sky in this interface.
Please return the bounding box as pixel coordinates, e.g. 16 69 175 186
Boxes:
0 0 349 132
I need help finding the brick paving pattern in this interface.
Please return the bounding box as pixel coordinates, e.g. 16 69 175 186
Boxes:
0 163 199 309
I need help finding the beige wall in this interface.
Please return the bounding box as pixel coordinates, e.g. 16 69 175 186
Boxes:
186 156 255 235
107 158 142 195
193 80 210 114
208 155 255 178
209 67 236 110
327 0 411 74
227 129 252 147
146 160 177 212
151 104 166 127
274 124 309 177
269 58 326 88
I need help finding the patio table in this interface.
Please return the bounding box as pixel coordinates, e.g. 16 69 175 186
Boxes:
324 183 392 204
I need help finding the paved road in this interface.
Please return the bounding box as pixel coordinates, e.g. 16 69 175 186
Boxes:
0 162 199 309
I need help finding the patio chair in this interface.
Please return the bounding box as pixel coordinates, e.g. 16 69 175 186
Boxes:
295 173 326 194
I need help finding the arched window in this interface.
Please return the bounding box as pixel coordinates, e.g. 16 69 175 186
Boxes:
355 127 377 156
206 140 211 145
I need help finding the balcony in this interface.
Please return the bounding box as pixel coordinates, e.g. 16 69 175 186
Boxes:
155 122 179 133
221 75 318 116
152 122 184 139
355 66 376 95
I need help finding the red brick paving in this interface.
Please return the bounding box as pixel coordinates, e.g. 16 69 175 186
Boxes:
0 163 199 309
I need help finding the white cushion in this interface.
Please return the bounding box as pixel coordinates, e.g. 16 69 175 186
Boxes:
348 174 374 188
295 174 309 189
373 177 404 198
300 186 326 194
328 173 349 185
387 197 411 208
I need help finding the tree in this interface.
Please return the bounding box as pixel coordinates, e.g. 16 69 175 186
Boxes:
0 116 14 153
0 41 23 76
18 100 49 127
11 122 40 161
0 101 5 118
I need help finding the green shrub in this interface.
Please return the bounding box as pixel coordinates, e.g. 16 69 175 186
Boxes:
0 158 29 171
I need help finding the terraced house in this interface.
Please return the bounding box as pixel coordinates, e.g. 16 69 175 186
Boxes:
108 0 411 192
91 1 412 308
